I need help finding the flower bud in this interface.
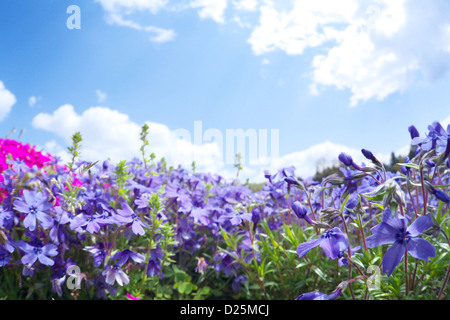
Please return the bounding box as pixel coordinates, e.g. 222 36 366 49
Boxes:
434 190 450 204
284 176 299 186
291 201 314 225
292 201 307 219
338 152 353 167
361 148 383 167
408 125 420 139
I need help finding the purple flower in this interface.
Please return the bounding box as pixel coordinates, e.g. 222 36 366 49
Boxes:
338 152 362 171
297 227 348 260
116 202 147 236
412 121 447 152
284 176 300 186
84 246 106 267
134 193 151 209
146 248 164 278
291 201 314 225
70 214 101 234
430 188 450 204
94 275 117 299
0 246 11 267
408 125 420 139
338 153 354 167
0 206 13 229
95 210 122 227
400 156 411 176
361 148 382 167
361 149 376 162
223 207 252 226
111 249 145 266
295 288 342 300
190 207 210 226
102 264 130 286
251 207 261 231
232 275 248 293
13 190 53 231
366 210 436 276
16 240 58 266
338 246 361 267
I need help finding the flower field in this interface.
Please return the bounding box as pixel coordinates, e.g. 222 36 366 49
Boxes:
0 122 449 300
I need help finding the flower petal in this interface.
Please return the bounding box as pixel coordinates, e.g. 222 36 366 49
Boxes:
22 190 34 205
38 254 54 266
382 242 405 276
36 212 53 229
117 203 133 217
407 215 433 237
407 237 436 262
23 214 37 231
130 252 146 263
297 238 322 258
366 222 398 248
320 233 348 260
117 270 130 286
132 221 145 236
43 244 59 257
22 253 38 266
381 209 406 230
295 291 328 300
86 221 100 234
105 269 116 286
13 200 30 213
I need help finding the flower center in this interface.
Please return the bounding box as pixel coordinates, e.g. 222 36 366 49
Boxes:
396 228 411 243
29 205 38 215
33 247 42 255
322 230 334 239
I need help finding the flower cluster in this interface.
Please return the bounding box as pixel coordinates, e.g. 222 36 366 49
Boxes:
0 138 53 202
0 120 449 300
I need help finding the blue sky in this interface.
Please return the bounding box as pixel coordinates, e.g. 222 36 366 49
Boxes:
1 0 450 182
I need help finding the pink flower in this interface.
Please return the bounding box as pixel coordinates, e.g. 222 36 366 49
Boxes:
126 292 141 300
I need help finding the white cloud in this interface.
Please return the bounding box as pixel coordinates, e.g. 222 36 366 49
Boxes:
249 140 411 183
96 90 107 103
233 0 258 12
190 0 228 23
310 24 418 106
96 0 175 43
0 81 16 122
95 0 168 14
31 105 224 174
248 0 358 55
92 0 450 106
105 12 176 43
265 141 359 179
247 0 450 106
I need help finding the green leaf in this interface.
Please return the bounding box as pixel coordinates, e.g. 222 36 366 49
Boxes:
178 282 186 294
397 162 420 170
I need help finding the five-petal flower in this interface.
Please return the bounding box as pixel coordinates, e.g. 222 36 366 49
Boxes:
366 210 436 276
297 227 348 260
